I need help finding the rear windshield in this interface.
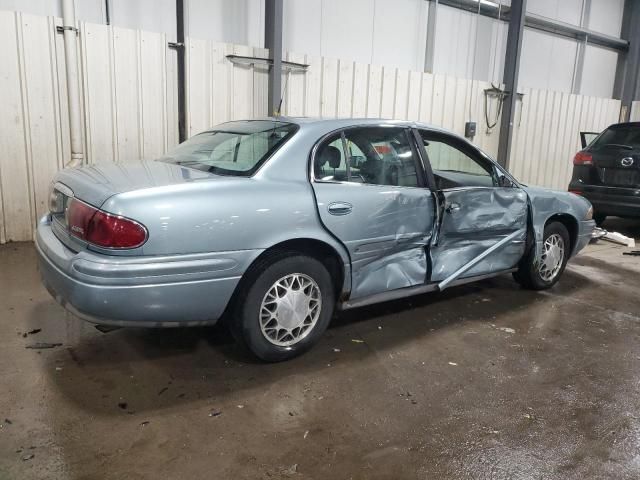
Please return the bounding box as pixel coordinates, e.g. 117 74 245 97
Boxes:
592 125 640 150
159 120 298 176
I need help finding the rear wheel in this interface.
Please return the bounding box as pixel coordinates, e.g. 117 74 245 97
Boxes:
513 221 570 290
231 253 335 362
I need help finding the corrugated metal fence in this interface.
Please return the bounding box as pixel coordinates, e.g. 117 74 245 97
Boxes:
0 10 622 243
630 101 640 121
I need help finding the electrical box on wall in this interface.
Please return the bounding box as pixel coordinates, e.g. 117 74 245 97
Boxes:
465 121 476 139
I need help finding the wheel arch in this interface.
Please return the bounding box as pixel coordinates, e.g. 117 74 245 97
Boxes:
222 237 350 324
545 213 579 254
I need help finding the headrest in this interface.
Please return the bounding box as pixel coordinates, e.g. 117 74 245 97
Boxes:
321 145 342 169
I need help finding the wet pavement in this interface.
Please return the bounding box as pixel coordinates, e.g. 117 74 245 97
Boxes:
2 218 640 479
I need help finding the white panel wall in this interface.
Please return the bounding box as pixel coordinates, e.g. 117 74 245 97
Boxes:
277 50 502 159
630 102 640 122
0 11 68 243
109 0 177 39
0 11 178 242
0 0 627 98
581 44 618 98
283 0 428 72
511 90 620 190
588 0 624 37
188 0 264 47
185 40 269 136
282 0 322 57
527 0 583 25
370 0 428 71
80 22 178 164
432 5 507 83
520 28 578 93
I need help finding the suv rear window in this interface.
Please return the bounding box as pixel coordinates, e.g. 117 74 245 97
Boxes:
160 120 298 176
592 125 640 150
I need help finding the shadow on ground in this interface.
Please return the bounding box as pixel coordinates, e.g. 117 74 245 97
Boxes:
40 267 595 416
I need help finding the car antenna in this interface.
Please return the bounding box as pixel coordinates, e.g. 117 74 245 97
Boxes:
270 71 290 138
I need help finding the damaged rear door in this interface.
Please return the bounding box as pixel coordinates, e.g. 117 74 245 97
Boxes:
311 126 435 299
416 130 528 287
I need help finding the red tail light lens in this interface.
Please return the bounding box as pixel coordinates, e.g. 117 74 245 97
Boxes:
573 151 593 165
66 198 147 249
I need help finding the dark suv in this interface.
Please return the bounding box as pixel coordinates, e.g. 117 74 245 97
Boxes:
569 122 640 225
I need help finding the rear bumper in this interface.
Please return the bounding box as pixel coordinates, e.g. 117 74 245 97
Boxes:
570 183 640 218
36 215 261 327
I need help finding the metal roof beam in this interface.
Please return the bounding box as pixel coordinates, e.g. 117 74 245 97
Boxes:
429 0 628 52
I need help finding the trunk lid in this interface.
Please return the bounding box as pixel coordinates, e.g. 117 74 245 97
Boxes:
54 160 215 207
50 161 216 252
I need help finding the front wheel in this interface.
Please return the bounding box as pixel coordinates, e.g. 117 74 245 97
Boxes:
231 253 335 362
513 222 570 290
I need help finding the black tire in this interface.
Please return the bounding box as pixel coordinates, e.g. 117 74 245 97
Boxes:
513 221 571 290
593 213 606 227
230 252 335 362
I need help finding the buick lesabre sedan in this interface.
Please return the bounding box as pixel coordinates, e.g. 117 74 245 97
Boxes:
37 118 595 361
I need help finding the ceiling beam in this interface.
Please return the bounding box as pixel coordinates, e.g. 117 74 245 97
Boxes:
429 0 628 52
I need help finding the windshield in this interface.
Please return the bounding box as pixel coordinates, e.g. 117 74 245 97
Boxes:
592 125 640 150
159 120 298 176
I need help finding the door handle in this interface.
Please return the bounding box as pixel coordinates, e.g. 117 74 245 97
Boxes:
445 202 461 214
328 202 353 216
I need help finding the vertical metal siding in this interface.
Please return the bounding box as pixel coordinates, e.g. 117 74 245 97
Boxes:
185 39 269 136
631 101 640 122
0 10 622 243
511 88 620 189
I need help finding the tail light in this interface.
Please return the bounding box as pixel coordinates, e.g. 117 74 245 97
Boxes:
66 198 147 249
573 151 593 165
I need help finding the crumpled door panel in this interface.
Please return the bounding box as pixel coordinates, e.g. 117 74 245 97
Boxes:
312 183 435 299
430 187 528 282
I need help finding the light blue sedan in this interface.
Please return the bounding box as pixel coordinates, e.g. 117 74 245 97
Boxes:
37 118 595 361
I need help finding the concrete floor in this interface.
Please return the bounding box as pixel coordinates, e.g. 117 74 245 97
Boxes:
2 218 640 480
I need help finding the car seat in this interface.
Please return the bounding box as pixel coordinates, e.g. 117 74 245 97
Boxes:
316 145 343 180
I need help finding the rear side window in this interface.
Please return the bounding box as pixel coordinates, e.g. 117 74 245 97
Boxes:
592 125 640 150
314 127 420 187
160 120 298 176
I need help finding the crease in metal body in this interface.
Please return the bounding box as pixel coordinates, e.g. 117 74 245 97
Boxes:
438 228 525 290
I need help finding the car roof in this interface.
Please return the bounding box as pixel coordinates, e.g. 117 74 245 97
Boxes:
204 117 465 140
257 116 445 130
218 116 460 140
607 122 640 129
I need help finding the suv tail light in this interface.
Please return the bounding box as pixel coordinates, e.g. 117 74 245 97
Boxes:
66 198 147 249
573 151 593 165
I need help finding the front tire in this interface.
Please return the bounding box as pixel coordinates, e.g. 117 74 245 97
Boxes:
513 221 570 290
231 253 335 362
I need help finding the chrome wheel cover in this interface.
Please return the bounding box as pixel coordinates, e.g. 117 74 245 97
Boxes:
259 273 322 347
539 233 565 282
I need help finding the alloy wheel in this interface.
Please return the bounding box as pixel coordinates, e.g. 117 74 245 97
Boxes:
259 273 322 347
539 233 565 281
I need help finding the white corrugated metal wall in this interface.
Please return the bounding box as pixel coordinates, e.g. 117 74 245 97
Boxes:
630 101 640 121
0 10 622 243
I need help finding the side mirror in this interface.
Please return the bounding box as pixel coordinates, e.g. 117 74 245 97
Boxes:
498 175 515 188
580 131 600 149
